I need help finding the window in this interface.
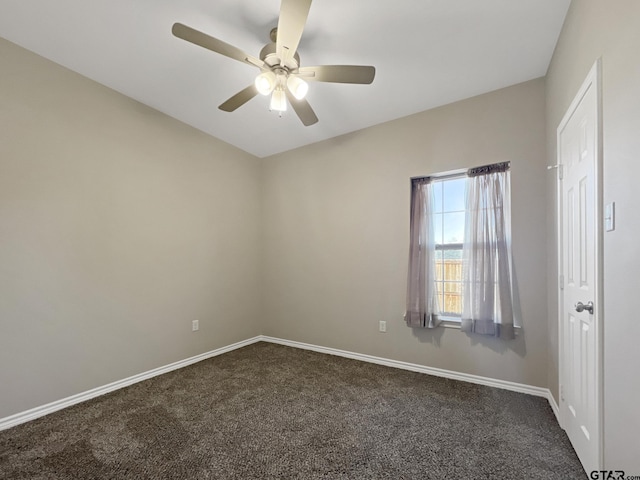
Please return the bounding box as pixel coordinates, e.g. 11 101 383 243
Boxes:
432 175 466 319
406 162 516 338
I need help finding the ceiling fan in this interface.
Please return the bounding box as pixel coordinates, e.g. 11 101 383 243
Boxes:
172 0 376 126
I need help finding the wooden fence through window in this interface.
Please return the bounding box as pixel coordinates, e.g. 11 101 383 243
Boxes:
435 259 463 315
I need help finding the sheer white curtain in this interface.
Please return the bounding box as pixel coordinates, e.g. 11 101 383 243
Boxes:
406 178 440 328
461 163 515 339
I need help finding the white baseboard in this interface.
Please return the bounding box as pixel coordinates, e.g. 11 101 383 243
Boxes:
547 390 561 424
1 334 561 431
0 336 262 431
259 335 559 413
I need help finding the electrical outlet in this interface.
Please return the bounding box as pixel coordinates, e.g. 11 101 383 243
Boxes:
192 319 199 332
379 320 387 333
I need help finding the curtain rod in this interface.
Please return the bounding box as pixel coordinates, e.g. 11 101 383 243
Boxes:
411 161 510 182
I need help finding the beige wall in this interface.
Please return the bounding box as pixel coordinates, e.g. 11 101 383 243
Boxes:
545 0 640 471
0 39 262 418
262 78 549 388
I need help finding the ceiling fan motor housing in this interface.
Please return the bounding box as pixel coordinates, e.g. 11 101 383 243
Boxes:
259 42 300 71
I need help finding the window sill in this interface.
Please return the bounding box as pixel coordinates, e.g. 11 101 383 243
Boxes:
440 319 463 329
437 317 522 335
403 315 522 334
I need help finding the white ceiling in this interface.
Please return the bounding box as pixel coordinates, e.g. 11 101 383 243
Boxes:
0 0 570 158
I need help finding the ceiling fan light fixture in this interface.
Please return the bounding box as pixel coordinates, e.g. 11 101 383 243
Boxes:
255 71 276 95
270 88 287 112
286 75 309 100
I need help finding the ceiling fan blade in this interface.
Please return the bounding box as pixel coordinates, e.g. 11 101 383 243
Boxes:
286 90 318 126
218 85 259 112
172 23 263 68
297 65 376 84
276 0 312 67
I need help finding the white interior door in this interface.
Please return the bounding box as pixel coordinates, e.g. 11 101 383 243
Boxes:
557 61 602 473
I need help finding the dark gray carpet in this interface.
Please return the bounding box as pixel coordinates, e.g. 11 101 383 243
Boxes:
0 342 584 479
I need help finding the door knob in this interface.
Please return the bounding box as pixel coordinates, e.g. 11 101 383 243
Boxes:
575 301 594 314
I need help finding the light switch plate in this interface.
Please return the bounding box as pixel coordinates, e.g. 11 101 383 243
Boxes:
605 202 615 232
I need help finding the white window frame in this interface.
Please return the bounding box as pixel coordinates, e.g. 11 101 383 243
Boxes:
430 170 466 324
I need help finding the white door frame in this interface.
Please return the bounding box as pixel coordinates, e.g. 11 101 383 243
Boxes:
556 58 603 469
